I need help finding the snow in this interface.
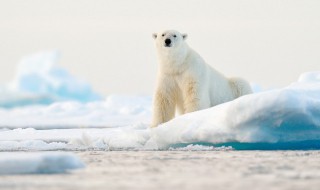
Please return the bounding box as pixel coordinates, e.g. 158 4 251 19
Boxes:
1 71 320 150
168 144 233 151
0 152 84 175
0 51 101 108
1 74 320 151
0 52 320 150
149 79 320 149
0 95 151 129
0 126 149 151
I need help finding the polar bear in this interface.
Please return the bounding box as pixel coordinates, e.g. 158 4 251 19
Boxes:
151 30 252 128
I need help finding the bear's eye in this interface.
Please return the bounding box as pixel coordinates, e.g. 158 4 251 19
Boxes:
173 35 177 38
162 34 165 37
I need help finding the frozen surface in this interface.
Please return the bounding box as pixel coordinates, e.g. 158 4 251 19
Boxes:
0 151 319 190
0 51 101 108
0 152 84 175
0 72 320 150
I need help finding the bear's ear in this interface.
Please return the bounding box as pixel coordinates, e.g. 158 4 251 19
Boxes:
152 33 157 39
182 34 188 40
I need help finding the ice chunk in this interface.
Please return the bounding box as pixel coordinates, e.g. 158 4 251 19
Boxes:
0 152 84 175
10 50 101 102
0 51 101 108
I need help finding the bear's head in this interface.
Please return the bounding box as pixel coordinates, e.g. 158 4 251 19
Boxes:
152 30 189 68
152 30 188 51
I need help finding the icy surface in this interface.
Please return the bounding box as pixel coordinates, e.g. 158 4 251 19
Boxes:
0 72 320 150
0 152 84 175
0 51 101 108
1 151 320 190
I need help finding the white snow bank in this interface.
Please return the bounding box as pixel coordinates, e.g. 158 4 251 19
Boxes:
0 95 151 129
0 152 84 175
148 72 320 149
0 51 101 108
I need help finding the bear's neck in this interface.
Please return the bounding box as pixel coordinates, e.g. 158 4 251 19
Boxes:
158 45 191 75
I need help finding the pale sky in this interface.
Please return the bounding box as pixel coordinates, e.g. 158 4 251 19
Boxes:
0 0 319 95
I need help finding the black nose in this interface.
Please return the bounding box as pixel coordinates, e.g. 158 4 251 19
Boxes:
165 39 171 45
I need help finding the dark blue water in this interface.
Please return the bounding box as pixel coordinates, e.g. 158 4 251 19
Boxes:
171 140 320 150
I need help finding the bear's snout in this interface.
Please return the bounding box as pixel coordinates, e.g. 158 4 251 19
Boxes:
165 39 172 47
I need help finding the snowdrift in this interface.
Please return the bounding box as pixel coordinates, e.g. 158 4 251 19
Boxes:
149 79 320 150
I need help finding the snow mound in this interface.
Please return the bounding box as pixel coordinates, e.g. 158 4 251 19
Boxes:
0 51 101 108
148 73 320 149
0 152 84 175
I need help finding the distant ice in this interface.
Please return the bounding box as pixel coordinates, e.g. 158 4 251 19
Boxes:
298 71 320 83
0 152 84 175
0 51 101 108
0 95 151 129
250 82 263 93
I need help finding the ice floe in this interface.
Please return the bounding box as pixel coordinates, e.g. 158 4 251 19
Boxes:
0 152 84 174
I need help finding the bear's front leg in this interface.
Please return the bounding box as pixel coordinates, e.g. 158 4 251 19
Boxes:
183 78 200 113
151 86 176 128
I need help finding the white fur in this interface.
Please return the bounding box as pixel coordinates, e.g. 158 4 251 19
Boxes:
151 30 252 128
